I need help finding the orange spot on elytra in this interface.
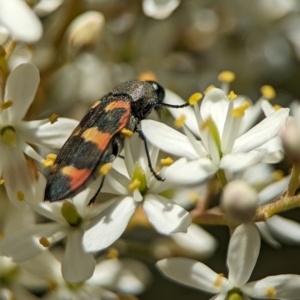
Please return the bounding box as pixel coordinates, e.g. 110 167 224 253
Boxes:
91 101 100 109
61 166 91 190
81 127 111 151
105 100 130 112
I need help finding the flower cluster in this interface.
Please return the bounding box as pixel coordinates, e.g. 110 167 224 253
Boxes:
1 1 300 300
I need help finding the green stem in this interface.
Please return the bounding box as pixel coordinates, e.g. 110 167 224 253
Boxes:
217 169 228 188
287 164 300 197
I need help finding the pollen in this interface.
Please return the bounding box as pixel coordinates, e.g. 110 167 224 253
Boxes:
188 92 203 105
204 85 215 94
272 170 284 181
1 126 17 147
0 99 13 110
16 191 24 201
129 179 141 191
0 178 4 185
218 71 236 83
260 85 276 100
265 286 276 298
48 113 59 124
160 157 174 166
99 163 112 175
107 247 119 260
214 273 225 287
138 71 157 82
39 237 50 247
228 90 237 100
174 114 186 128
121 128 134 137
43 153 57 168
231 101 250 117
273 104 282 111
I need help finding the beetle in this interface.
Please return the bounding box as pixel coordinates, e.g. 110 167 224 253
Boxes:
44 80 189 204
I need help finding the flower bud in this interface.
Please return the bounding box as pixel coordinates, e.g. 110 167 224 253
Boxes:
67 11 105 55
221 180 258 224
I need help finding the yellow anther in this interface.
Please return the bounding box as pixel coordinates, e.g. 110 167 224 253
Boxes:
260 85 276 100
48 113 59 124
265 286 276 298
129 179 141 191
1 126 17 147
138 71 157 82
107 247 119 260
99 163 112 176
188 92 203 105
16 191 24 201
231 101 250 117
214 273 225 287
188 191 202 204
272 170 284 181
43 153 57 168
160 157 174 166
273 104 282 111
218 71 236 83
174 114 186 128
48 280 57 291
0 178 4 185
204 85 215 94
121 128 133 137
0 230 5 240
39 237 50 247
0 100 13 110
228 90 237 100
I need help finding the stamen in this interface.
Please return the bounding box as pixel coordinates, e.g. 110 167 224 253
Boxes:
160 157 174 166
188 92 202 105
121 128 133 137
214 273 225 287
138 71 157 82
272 170 284 181
39 237 50 247
260 85 276 100
107 247 119 259
227 90 237 100
43 153 57 168
218 71 236 83
0 99 13 110
204 85 215 94
265 286 276 298
1 126 17 147
174 114 186 128
16 191 24 201
129 179 141 191
99 163 112 175
231 101 250 117
188 191 202 204
48 113 59 124
48 280 57 291
0 178 4 184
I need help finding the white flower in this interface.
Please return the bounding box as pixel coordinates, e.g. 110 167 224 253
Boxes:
142 0 180 20
0 0 43 43
0 175 103 283
157 223 300 299
83 137 192 252
141 87 289 184
0 63 78 207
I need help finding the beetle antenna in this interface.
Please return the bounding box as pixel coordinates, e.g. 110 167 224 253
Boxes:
155 102 190 108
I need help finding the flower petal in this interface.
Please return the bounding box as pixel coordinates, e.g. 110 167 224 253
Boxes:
232 108 289 153
256 222 281 248
18 118 78 149
142 0 180 20
141 120 200 160
227 223 260 286
0 0 42 42
266 215 300 245
62 229 96 283
83 197 138 252
243 274 300 298
4 63 40 123
157 257 228 293
143 194 191 234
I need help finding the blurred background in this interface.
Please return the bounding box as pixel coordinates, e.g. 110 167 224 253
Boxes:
3 0 300 299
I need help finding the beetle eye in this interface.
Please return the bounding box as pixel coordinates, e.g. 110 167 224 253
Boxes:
147 81 165 104
143 103 153 114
